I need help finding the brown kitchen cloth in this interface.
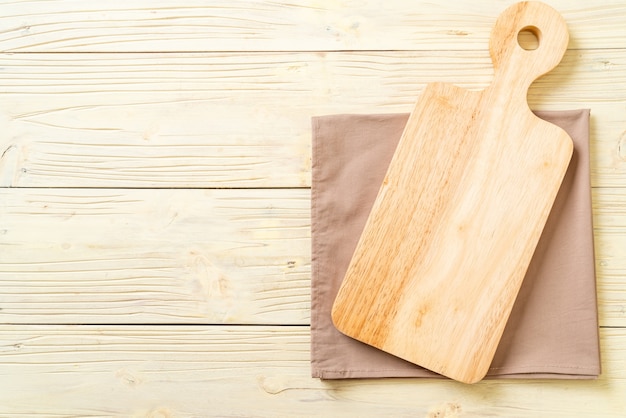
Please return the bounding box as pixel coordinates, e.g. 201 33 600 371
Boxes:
311 109 600 379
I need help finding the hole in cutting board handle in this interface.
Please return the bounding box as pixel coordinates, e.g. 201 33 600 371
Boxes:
517 26 541 50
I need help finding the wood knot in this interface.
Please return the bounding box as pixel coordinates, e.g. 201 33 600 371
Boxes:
618 131 626 162
188 252 232 300
116 368 143 387
427 402 462 418
257 375 288 395
143 407 176 418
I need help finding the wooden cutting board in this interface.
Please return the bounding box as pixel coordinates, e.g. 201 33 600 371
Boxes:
331 1 572 384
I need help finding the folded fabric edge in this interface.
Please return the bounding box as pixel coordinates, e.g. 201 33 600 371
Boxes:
314 369 600 380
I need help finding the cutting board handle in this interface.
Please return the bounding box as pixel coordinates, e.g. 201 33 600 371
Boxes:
489 1 568 92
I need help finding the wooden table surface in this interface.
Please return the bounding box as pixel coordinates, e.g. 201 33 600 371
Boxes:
0 1 625 416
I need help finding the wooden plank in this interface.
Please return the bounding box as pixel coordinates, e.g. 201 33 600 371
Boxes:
0 0 625 52
1 50 625 188
0 325 623 416
332 2 574 383
0 188 311 324
0 187 624 326
593 188 626 328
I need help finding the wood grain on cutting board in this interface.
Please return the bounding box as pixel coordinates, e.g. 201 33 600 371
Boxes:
332 2 572 383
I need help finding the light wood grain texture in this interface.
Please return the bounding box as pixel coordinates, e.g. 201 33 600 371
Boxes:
0 0 623 413
0 325 623 417
0 188 310 324
0 187 624 327
592 188 626 328
0 0 624 52
332 2 572 383
1 49 625 188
